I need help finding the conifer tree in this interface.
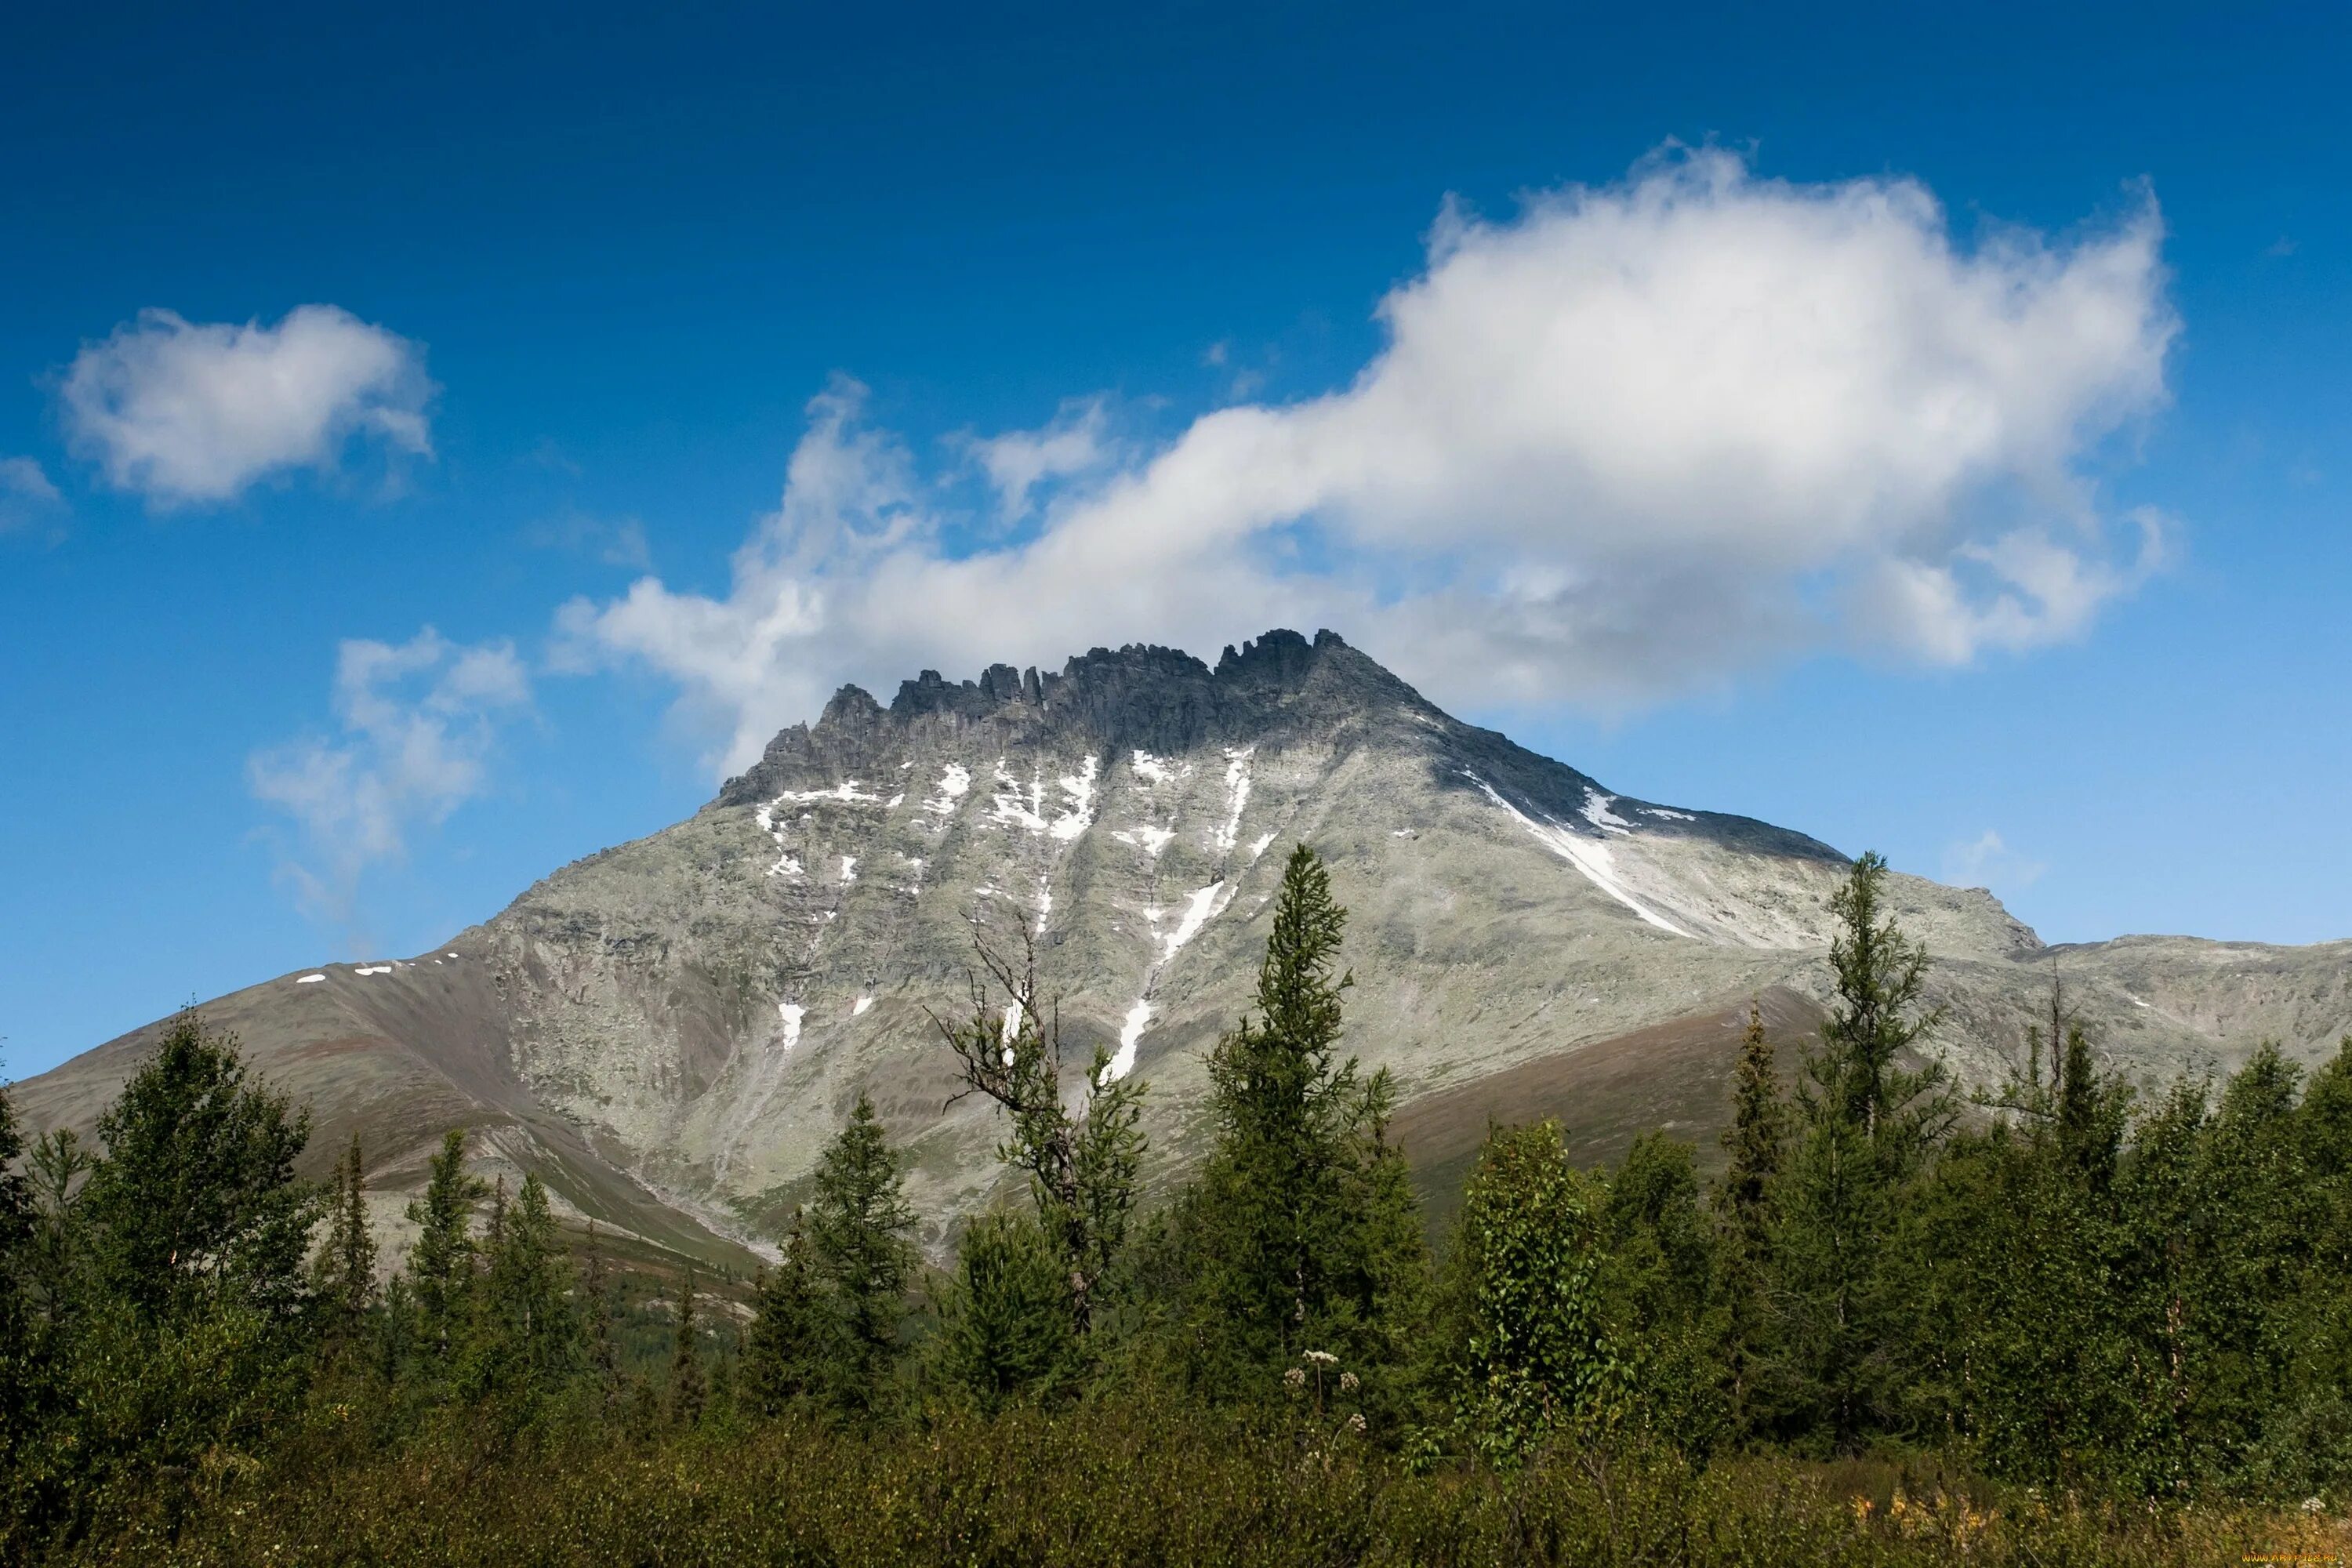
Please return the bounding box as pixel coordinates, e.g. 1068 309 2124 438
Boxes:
745 1209 841 1415
670 1269 706 1425
405 1129 485 1368
807 1096 916 1406
24 1127 90 1330
0 1090 34 1459
580 1223 622 1414
1716 1002 1784 1427
311 1131 377 1359
466 1171 575 1403
936 1209 1075 1412
1174 844 1428 1397
1773 853 1954 1450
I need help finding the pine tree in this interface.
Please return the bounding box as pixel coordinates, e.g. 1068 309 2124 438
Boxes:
405 1128 485 1369
670 1269 706 1425
744 1209 841 1415
807 1096 916 1407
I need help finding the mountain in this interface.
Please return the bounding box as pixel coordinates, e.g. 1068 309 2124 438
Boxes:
16 630 2351 1265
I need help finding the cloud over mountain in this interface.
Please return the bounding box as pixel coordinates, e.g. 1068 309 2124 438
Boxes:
249 628 530 929
562 150 2176 775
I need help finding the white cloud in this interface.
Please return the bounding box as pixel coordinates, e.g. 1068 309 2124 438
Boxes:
1 456 60 504
63 305 433 506
561 150 2177 776
250 629 529 926
0 456 63 530
962 397 1112 518
1943 829 2047 895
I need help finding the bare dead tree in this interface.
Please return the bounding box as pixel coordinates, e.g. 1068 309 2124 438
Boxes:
935 916 1146 1337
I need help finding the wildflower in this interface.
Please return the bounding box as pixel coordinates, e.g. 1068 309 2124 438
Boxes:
1284 1367 1306 1390
1339 1371 1359 1393
1346 1414 1367 1435
1850 1497 1874 1524
2304 1497 2326 1515
1303 1349 1338 1367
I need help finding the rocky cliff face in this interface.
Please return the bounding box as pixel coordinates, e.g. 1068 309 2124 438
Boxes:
18 630 2351 1263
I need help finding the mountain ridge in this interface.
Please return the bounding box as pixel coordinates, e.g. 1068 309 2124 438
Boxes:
15 628 2348 1269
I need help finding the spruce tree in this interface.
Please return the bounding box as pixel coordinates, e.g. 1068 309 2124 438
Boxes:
745 1209 842 1415
405 1128 485 1369
466 1171 576 1405
0 1090 34 1466
670 1269 706 1425
1715 1002 1784 1428
580 1224 622 1414
1773 853 1954 1450
1175 844 1428 1399
807 1096 916 1406
310 1131 377 1360
24 1127 89 1330
936 1210 1076 1412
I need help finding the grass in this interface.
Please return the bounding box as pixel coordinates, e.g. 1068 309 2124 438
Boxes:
60 1401 2350 1567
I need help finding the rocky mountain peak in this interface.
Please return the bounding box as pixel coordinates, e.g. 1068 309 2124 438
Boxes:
720 627 1425 810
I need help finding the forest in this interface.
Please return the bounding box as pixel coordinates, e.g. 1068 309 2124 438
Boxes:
2 847 2349 1565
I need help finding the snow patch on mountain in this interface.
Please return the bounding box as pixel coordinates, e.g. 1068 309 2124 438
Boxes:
1465 772 1693 938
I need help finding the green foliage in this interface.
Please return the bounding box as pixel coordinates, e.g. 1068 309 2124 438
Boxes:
1599 1132 1730 1449
934 1209 1078 1411
1167 844 1428 1403
744 1210 844 1415
1426 1120 1621 1464
1770 853 1956 1450
403 1127 487 1371
18 862 2352 1562
463 1172 579 1410
78 1011 318 1327
941 926 1149 1339
1716 1002 1784 1427
4 1019 322 1555
309 1132 376 1361
807 1094 917 1408
102 1392 2347 1568
669 1270 706 1425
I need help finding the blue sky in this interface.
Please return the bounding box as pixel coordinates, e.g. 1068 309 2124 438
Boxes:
3 1 2347 1079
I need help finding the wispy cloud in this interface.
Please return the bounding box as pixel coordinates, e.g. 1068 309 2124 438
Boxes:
960 397 1112 520
62 305 434 507
249 629 530 931
1943 829 2048 896
528 510 653 570
0 456 64 531
556 148 2177 778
